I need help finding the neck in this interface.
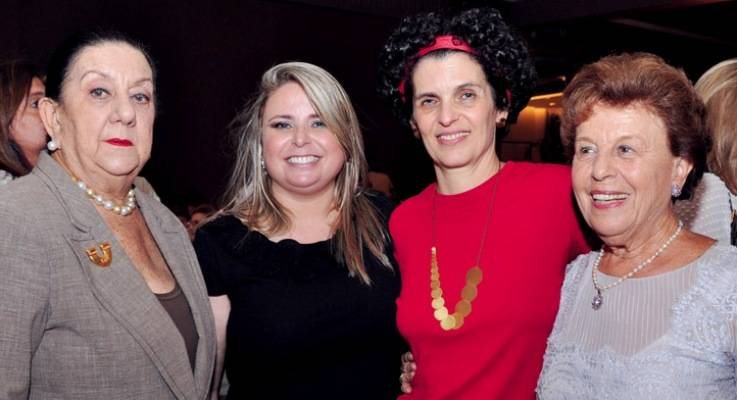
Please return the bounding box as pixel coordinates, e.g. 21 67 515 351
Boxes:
600 212 681 273
271 185 338 242
21 147 40 169
52 152 133 201
435 152 502 195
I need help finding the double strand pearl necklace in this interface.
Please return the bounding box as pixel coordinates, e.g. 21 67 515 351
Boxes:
591 220 683 310
72 176 137 216
430 170 500 331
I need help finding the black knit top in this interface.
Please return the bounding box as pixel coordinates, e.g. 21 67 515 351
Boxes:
194 194 405 399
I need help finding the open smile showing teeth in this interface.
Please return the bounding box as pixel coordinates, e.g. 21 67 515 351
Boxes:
287 155 319 164
437 132 468 141
592 193 628 201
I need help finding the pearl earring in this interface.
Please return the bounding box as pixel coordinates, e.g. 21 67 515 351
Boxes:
47 139 59 152
671 183 682 198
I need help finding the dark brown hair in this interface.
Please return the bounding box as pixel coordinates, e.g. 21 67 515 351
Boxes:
0 60 40 176
45 29 156 104
561 52 709 199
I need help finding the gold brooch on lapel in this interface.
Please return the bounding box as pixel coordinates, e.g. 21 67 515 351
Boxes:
86 243 112 267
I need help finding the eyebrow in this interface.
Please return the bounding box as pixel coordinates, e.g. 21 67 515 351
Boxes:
575 134 644 143
414 82 484 99
266 113 320 122
79 70 153 86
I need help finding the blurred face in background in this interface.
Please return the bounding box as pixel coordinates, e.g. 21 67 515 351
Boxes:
9 77 47 166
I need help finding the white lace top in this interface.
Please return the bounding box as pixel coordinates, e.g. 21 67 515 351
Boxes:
537 245 737 400
0 169 13 187
674 172 734 243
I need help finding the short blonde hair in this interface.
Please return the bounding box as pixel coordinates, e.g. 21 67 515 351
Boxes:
695 59 737 194
221 62 391 284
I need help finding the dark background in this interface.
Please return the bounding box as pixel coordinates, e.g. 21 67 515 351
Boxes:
2 0 735 210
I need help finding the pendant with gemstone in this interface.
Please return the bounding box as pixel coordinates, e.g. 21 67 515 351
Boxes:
591 289 603 310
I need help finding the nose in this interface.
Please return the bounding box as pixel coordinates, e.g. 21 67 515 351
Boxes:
111 96 136 126
591 152 614 181
438 101 459 127
292 124 311 147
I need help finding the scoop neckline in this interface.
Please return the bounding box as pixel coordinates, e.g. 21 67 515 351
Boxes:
593 242 718 283
225 214 333 247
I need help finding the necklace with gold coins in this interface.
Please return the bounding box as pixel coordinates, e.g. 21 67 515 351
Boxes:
430 172 500 331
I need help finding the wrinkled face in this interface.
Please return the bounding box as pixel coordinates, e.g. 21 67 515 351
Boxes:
261 81 346 200
410 52 507 173
42 41 155 183
9 77 47 159
572 103 691 243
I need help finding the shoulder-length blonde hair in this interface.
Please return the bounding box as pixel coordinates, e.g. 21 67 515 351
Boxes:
221 62 391 284
695 59 737 194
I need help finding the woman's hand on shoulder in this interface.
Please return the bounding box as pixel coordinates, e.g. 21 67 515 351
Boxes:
400 351 417 394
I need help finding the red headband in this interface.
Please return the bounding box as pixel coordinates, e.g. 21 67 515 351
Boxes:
398 35 510 105
398 35 477 99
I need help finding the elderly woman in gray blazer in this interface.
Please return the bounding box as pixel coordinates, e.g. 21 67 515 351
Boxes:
0 31 215 399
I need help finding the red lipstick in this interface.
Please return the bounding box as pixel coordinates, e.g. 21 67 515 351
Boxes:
105 138 133 147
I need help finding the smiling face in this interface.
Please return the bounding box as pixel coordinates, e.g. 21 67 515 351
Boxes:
572 102 692 245
9 77 47 165
40 41 155 189
261 81 346 201
410 52 508 179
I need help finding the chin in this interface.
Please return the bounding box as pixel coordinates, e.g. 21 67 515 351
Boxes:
99 157 142 177
589 220 632 242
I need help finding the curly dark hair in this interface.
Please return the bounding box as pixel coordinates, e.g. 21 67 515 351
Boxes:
377 7 536 125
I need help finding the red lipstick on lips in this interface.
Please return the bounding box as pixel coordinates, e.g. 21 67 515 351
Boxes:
105 138 133 147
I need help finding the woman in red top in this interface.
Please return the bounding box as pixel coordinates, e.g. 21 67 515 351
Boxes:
377 8 590 399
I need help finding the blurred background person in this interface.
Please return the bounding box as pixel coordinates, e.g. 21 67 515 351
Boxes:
0 31 214 399
674 58 737 245
537 53 737 399
186 203 216 241
0 59 47 185
194 62 405 400
377 7 589 399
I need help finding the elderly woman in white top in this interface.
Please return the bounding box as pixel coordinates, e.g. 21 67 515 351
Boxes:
537 53 737 399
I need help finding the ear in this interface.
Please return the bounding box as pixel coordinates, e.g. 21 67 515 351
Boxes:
409 118 420 139
495 109 509 125
39 97 62 140
672 156 693 187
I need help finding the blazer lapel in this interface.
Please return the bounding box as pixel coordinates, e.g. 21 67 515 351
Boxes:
137 193 215 399
35 153 200 400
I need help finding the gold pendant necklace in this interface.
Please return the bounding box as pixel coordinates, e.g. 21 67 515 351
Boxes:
430 172 499 331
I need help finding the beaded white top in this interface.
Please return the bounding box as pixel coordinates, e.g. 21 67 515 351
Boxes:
674 172 734 243
537 245 737 399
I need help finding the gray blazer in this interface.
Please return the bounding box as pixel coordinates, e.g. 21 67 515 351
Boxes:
0 153 215 399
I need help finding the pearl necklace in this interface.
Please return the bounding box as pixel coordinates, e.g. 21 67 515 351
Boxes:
591 220 683 310
72 177 137 216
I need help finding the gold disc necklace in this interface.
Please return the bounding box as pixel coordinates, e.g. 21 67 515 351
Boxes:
430 171 500 331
